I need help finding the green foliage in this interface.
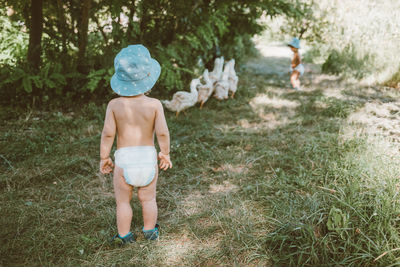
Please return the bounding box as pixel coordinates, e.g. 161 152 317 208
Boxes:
0 13 28 66
1 62 67 100
86 67 113 93
278 0 332 43
322 45 376 79
1 0 302 105
327 206 349 239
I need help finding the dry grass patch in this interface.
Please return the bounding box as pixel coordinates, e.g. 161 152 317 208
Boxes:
348 100 400 141
181 190 204 216
209 180 239 194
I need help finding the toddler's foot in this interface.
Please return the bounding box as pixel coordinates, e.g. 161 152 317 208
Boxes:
143 224 159 240
293 86 301 91
110 232 136 245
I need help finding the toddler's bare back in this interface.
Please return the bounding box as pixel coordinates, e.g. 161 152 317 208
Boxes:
110 95 160 149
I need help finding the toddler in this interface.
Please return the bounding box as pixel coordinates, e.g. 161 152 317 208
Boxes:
288 37 304 90
100 44 172 244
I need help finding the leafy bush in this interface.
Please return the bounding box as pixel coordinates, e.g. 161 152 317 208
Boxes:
86 67 114 93
0 0 300 105
278 0 332 43
0 63 67 102
322 45 376 79
0 15 28 66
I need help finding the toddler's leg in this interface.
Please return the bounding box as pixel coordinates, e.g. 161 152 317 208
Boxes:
113 165 133 237
137 166 158 230
290 70 301 89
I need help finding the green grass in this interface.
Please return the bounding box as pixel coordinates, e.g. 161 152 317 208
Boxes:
1 59 400 266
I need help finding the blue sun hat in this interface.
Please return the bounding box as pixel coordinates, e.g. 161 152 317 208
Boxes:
287 37 300 49
110 44 161 96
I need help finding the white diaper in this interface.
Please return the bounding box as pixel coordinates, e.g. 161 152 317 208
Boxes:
291 64 305 76
114 146 157 187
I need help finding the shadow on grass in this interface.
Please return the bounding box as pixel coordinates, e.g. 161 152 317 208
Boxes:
343 85 399 103
2 53 400 266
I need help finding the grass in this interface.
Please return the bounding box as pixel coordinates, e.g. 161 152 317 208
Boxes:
385 68 400 89
1 53 400 266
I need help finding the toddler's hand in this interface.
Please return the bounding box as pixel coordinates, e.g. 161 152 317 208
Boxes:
100 157 114 174
158 152 172 171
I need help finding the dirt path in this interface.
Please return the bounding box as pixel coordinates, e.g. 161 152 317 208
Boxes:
246 42 400 142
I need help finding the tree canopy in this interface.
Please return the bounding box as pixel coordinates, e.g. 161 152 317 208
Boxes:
0 0 302 106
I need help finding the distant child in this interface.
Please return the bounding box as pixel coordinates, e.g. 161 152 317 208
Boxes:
287 37 304 90
100 45 172 244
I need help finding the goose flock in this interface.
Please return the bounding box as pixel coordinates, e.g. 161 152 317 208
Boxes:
163 57 238 116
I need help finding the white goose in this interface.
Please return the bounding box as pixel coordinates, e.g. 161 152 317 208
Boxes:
214 60 230 100
227 59 239 98
209 57 224 85
163 78 200 117
197 69 214 109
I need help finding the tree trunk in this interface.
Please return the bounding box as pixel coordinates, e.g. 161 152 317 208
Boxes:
77 0 91 73
27 0 43 104
299 24 309 40
27 0 43 71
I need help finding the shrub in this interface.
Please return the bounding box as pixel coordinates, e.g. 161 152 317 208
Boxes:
0 0 299 105
321 45 376 79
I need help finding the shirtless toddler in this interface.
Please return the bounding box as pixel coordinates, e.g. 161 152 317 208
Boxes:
99 45 172 244
288 37 304 90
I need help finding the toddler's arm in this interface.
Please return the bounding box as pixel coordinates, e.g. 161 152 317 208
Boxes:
99 101 116 174
154 100 172 170
292 53 300 69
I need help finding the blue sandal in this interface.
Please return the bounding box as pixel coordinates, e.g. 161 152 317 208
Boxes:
110 232 136 245
143 224 159 240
